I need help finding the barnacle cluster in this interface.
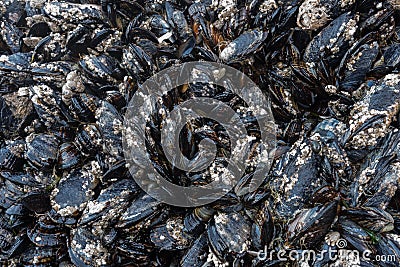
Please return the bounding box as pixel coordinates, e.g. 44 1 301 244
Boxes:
1 0 400 266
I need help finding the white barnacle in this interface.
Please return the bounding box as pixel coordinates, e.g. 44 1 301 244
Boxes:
324 85 337 94
297 0 330 30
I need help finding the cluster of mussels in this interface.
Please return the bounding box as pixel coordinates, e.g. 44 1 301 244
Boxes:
1 0 400 266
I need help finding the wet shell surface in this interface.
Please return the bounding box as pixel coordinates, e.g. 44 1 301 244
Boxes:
1 0 400 266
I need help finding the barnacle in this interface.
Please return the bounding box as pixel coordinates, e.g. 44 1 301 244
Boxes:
0 0 400 266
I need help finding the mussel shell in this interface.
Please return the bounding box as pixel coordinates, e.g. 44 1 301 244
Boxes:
20 245 60 266
69 227 111 266
51 163 100 217
180 233 208 267
66 25 91 55
150 217 193 250
78 179 139 226
338 219 376 253
304 12 359 66
252 204 274 250
375 233 400 266
220 30 268 63
101 160 129 184
0 227 13 250
0 140 25 170
26 134 59 170
0 182 25 209
79 55 125 83
104 90 127 111
0 96 18 137
21 192 51 214
342 207 394 233
287 201 338 248
384 43 400 68
69 93 100 123
207 211 251 261
184 206 215 235
75 124 102 156
339 41 379 91
116 239 153 263
57 142 81 170
95 100 123 158
27 216 65 247
28 22 51 37
183 211 205 236
116 193 163 233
